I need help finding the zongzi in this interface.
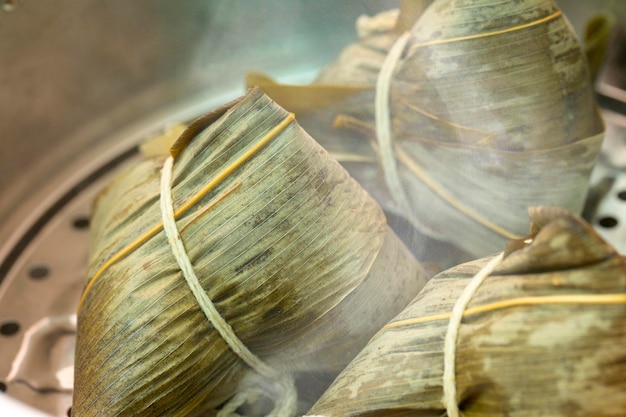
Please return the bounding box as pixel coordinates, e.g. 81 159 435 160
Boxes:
249 0 605 265
73 88 428 416
306 206 626 417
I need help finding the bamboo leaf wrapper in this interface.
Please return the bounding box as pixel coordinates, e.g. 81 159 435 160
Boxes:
306 206 626 417
248 0 605 264
73 88 427 416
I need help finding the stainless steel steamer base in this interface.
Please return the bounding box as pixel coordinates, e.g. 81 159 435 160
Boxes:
1 1 625 416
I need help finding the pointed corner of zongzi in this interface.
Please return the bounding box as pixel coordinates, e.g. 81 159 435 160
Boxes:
497 206 620 275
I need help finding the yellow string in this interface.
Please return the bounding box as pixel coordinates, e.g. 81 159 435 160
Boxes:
333 111 521 239
399 98 494 141
411 10 562 49
78 113 295 311
395 148 521 240
174 113 295 215
380 293 626 334
160 155 296 417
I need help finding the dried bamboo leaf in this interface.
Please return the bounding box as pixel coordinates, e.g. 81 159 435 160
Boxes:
584 13 616 81
73 88 428 416
249 0 604 264
395 0 436 32
307 206 626 417
245 72 370 117
387 0 604 255
139 124 188 158
314 9 399 86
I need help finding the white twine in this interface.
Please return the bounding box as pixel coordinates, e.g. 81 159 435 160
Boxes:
373 31 520 241
368 25 510 417
302 253 503 417
160 155 296 417
374 31 415 224
442 252 504 417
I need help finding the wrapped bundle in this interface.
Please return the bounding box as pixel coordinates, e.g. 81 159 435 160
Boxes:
73 88 427 416
386 0 604 255
306 206 626 417
249 0 604 262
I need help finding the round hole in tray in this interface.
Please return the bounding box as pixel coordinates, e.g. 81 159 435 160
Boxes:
0 320 20 336
598 216 619 228
72 216 90 230
28 265 50 280
618 190 626 201
0 381 6 392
